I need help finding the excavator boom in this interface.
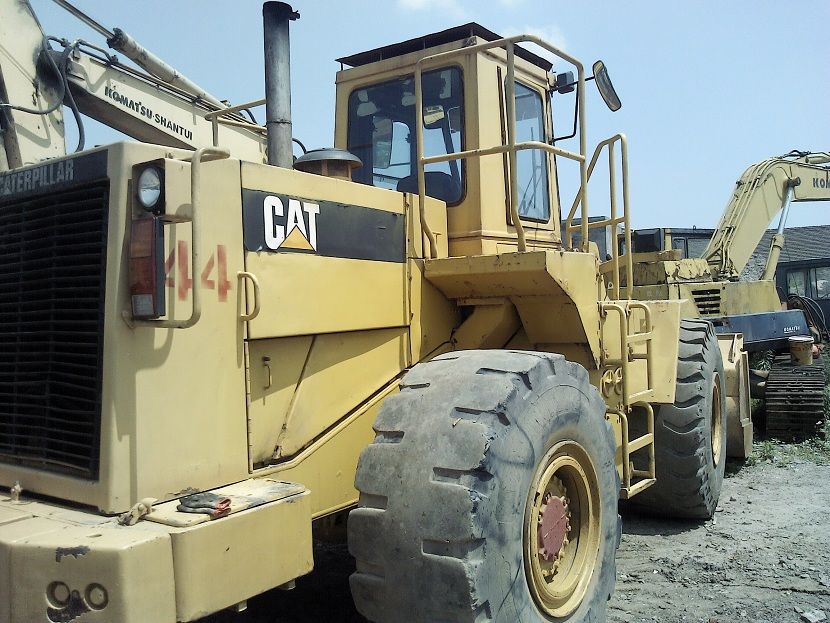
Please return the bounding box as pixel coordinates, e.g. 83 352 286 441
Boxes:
0 0 66 168
0 0 268 166
62 45 267 162
703 151 830 279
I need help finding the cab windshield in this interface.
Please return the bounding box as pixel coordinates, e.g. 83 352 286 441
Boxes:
347 67 464 205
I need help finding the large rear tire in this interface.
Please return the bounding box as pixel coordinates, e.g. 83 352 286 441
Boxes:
631 319 726 519
348 350 619 623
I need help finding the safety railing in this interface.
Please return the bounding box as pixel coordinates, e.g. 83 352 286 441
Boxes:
413 35 590 259
203 98 267 146
565 133 632 300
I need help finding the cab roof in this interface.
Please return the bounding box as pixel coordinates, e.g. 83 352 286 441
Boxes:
336 22 553 73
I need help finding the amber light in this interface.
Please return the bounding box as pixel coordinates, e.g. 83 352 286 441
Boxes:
129 216 165 319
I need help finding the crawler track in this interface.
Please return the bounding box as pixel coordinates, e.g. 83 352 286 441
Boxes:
764 358 826 440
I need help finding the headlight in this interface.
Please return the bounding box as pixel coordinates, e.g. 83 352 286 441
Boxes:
136 166 163 211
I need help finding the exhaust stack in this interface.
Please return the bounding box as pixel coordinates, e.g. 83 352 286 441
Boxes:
263 2 299 168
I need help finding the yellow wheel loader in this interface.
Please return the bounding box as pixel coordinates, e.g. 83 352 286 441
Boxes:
0 2 734 621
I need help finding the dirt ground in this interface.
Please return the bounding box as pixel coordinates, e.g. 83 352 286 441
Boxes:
205 446 830 623
611 451 830 623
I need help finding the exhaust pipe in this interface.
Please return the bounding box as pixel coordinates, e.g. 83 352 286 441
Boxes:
263 2 299 168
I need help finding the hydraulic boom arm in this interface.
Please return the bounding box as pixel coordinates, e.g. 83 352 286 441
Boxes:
703 152 830 279
703 151 830 279
60 42 267 162
0 0 66 169
0 0 268 166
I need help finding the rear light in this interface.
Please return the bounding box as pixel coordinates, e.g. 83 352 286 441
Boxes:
129 215 165 319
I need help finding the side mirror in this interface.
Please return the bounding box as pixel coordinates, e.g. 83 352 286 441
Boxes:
592 60 621 112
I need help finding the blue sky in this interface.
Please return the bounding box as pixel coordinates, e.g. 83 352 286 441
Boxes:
30 0 830 229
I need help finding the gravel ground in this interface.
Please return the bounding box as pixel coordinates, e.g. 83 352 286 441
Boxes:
203 448 830 623
610 455 830 623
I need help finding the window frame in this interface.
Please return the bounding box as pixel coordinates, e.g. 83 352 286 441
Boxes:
671 237 688 258
345 64 467 207
510 78 554 225
810 266 830 300
785 268 808 297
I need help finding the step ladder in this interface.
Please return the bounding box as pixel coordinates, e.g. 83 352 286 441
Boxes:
601 301 657 498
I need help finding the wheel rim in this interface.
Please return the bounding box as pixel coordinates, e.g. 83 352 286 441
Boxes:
524 440 601 618
711 372 723 466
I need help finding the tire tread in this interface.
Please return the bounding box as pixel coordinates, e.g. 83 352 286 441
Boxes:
349 350 618 622
628 319 726 519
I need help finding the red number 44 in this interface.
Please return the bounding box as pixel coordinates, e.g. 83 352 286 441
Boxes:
165 242 232 302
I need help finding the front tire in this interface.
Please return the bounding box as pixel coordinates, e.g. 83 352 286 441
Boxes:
348 350 619 622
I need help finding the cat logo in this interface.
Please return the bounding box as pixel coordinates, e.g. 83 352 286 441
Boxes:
262 196 320 252
243 188 405 262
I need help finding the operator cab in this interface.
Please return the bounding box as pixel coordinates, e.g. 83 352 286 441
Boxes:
334 24 563 257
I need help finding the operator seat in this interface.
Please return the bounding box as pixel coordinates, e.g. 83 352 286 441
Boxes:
397 171 460 204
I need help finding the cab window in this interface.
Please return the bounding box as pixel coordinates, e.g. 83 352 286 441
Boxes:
671 237 687 258
813 267 830 299
686 236 711 258
347 67 464 204
786 270 807 296
514 82 550 222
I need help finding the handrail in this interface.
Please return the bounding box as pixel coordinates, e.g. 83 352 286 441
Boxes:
421 140 583 165
237 270 261 322
128 146 231 329
565 133 632 299
414 34 589 259
601 303 632 406
204 98 267 147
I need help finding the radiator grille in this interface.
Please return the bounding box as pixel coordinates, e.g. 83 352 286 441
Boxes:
0 182 108 479
692 288 721 316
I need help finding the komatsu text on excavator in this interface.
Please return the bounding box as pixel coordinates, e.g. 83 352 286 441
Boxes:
0 1 744 621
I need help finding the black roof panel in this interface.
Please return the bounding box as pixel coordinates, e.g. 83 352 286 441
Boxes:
336 22 553 72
